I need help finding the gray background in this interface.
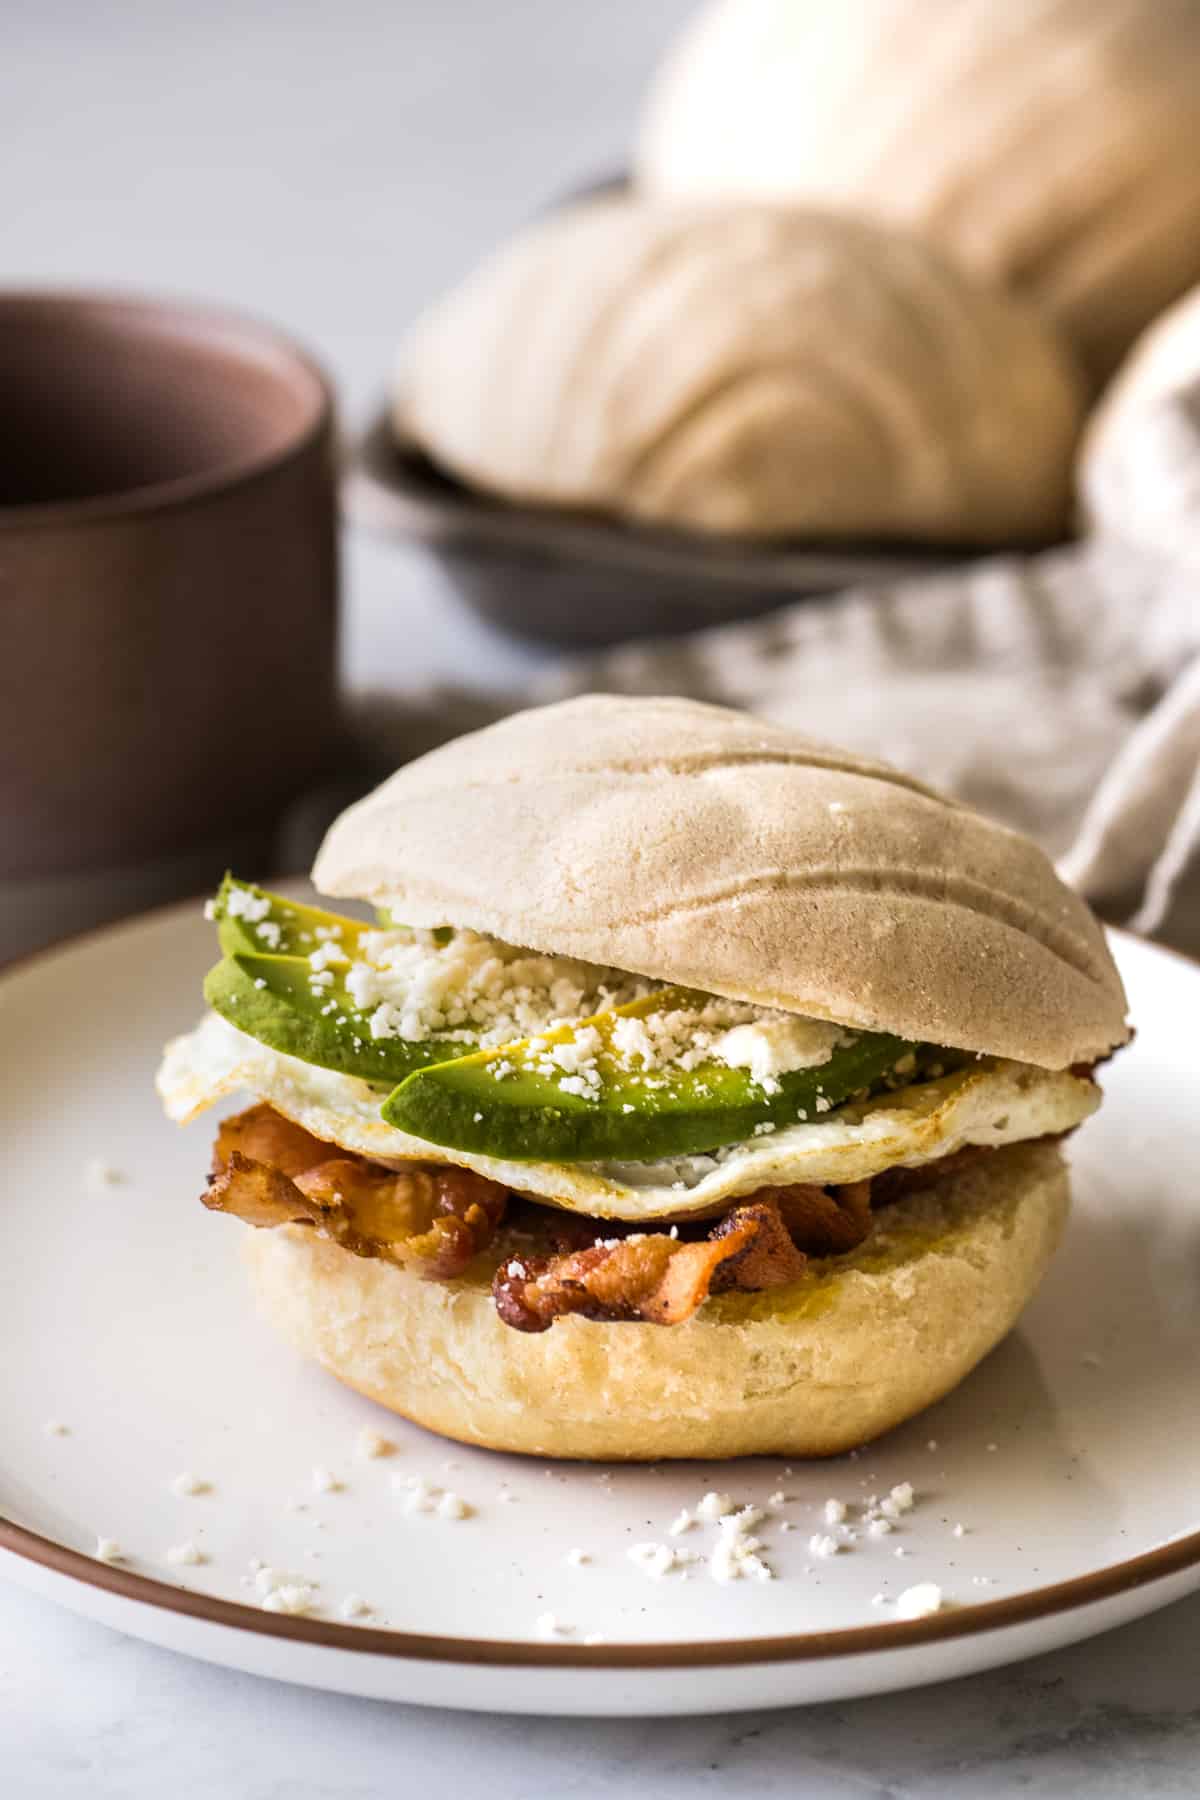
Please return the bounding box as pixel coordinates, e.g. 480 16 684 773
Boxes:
4 0 694 697
4 3 1200 1793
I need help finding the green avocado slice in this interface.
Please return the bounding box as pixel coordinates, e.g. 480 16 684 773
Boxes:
212 875 371 961
204 880 476 1085
203 952 480 1086
381 989 924 1163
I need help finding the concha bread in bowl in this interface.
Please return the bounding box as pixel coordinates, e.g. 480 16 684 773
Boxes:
1078 284 1200 564
244 1140 1069 1460
637 0 1200 384
392 198 1083 544
314 694 1129 1071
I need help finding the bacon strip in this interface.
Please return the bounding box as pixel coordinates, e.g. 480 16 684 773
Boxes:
493 1198 814 1333
200 1106 998 1333
205 1104 508 1278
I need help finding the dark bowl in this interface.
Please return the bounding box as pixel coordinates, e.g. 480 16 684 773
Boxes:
346 410 965 648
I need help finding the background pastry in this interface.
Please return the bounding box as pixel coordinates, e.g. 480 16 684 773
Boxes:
637 0 1200 384
394 199 1083 544
1078 285 1200 563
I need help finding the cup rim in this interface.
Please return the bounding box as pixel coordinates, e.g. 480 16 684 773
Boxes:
0 286 336 530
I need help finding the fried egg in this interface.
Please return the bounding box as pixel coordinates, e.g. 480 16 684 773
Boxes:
158 1012 1099 1223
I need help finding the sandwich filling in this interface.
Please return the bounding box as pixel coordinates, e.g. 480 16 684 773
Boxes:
158 878 1104 1333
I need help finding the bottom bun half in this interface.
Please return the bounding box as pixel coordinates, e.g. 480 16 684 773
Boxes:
244 1141 1069 1461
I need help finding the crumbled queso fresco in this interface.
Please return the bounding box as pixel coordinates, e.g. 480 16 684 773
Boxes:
299 925 849 1100
341 929 652 1050
221 883 282 949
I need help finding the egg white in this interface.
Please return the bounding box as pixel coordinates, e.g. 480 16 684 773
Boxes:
157 1012 1099 1223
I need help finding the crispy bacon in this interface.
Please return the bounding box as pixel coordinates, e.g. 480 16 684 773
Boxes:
200 1105 1015 1333
750 1179 873 1255
493 1198 812 1333
204 1104 508 1278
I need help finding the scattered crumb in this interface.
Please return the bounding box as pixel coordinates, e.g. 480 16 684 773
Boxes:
867 1518 893 1539
536 1612 569 1639
952 1523 967 1539
628 1542 699 1580
311 1465 342 1494
94 1538 123 1565
262 1584 316 1617
711 1534 773 1585
85 1159 123 1193
780 1521 794 1533
926 1440 939 1452
340 1593 371 1619
254 1567 317 1614
986 1443 998 1453
896 1582 944 1620
396 1474 471 1519
823 1498 847 1526
894 1547 911 1559
767 1491 787 1506
43 1420 69 1437
871 1593 891 1607
566 1548 591 1567
169 1472 209 1498
697 1491 735 1521
165 1541 206 1567
723 1505 765 1534
668 1509 695 1536
355 1428 394 1460
808 1534 842 1559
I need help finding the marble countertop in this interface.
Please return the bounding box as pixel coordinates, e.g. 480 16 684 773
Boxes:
4 1580 1199 1797
3 0 1198 1791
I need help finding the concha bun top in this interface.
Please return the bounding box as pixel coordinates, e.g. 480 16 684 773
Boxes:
392 198 1082 544
314 697 1128 1071
637 0 1200 384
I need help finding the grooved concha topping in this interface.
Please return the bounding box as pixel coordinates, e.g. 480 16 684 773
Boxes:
637 0 1200 384
313 696 1128 1070
392 198 1083 544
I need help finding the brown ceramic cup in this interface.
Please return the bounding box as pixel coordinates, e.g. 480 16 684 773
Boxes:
0 291 339 900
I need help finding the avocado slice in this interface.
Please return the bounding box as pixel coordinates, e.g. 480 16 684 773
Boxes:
205 881 477 1085
212 875 371 961
382 989 922 1162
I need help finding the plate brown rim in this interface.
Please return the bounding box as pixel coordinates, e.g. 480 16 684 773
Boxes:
0 900 1194 1671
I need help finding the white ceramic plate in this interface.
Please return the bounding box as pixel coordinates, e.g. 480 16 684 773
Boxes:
1 905 1198 1716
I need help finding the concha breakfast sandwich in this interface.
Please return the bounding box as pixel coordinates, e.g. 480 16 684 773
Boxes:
158 697 1129 1460
393 199 1083 544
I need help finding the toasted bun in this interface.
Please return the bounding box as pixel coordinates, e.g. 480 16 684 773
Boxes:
244 1140 1069 1460
313 696 1128 1069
